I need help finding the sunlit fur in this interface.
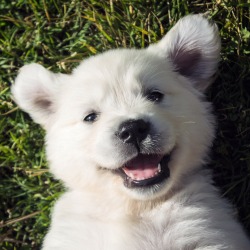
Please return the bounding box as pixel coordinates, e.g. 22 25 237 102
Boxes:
12 15 250 249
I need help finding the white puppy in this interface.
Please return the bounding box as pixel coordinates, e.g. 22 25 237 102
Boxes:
12 14 250 249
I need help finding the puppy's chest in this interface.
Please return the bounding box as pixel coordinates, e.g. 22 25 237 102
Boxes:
132 219 167 250
93 207 170 250
56 193 177 249
85 214 168 250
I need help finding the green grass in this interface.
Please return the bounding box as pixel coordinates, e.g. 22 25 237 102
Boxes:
0 0 250 249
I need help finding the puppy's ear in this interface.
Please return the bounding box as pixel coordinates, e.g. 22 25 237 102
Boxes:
149 14 221 92
12 63 64 128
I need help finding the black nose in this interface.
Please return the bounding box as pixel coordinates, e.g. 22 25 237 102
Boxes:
116 119 150 145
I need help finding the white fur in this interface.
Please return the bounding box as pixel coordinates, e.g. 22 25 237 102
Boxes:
12 14 250 249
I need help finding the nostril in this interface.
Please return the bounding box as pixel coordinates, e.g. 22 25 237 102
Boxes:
138 124 149 134
120 131 130 141
137 120 150 135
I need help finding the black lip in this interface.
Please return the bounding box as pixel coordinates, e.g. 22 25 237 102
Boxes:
116 154 171 189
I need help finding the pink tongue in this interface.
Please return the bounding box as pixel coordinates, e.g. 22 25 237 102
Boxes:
122 154 161 181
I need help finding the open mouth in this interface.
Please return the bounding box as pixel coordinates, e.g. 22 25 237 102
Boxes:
116 153 171 189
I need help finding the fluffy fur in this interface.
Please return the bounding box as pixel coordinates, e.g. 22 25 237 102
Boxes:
12 14 250 249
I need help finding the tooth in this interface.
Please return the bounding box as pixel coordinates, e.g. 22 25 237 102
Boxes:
128 173 135 179
158 163 161 172
136 176 144 181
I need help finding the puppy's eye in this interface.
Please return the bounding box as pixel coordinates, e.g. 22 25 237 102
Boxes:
146 90 164 103
83 112 98 123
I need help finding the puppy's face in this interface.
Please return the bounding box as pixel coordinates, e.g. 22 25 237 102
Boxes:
12 15 220 200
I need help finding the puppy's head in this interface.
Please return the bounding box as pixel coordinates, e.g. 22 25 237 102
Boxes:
12 15 220 200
